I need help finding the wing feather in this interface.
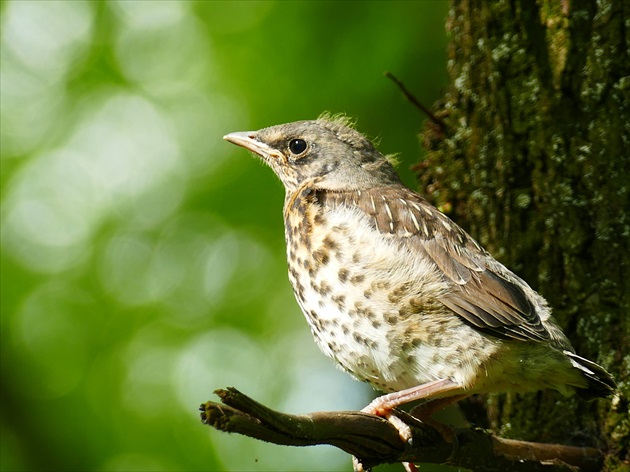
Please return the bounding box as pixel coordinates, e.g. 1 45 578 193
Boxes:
319 187 550 342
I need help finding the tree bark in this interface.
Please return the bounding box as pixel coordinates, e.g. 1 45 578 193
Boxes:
420 1 629 470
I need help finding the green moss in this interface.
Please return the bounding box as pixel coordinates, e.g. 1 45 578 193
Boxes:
420 0 629 465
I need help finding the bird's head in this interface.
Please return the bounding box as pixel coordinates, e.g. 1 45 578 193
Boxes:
224 116 401 193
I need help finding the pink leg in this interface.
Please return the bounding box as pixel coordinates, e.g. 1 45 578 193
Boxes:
362 378 462 416
409 393 470 444
409 393 470 419
356 379 464 472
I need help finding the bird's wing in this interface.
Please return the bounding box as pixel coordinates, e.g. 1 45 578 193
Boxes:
320 187 550 342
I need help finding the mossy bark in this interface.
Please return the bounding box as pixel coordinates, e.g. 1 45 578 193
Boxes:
420 0 629 469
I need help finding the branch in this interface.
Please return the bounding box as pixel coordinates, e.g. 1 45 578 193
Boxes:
199 387 604 472
384 71 448 132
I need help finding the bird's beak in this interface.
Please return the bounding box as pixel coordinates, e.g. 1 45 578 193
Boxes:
223 131 284 161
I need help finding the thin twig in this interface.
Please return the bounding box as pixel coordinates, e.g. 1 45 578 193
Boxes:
385 71 448 132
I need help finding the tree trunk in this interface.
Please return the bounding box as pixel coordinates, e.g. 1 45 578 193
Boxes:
420 0 629 470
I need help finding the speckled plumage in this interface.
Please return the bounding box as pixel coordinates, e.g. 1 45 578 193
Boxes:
224 116 615 410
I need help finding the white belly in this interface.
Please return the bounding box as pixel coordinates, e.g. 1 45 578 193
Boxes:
286 205 493 392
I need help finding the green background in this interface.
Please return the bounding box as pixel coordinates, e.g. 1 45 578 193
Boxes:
1 1 450 470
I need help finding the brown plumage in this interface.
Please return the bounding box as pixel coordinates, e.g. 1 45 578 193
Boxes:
223 116 616 440
318 187 551 343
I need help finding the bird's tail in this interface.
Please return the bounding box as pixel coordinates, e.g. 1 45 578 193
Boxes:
564 351 617 400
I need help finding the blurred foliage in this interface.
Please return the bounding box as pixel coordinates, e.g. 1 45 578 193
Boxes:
1 1 450 471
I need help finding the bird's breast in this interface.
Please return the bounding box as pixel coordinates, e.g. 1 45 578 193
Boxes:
283 198 490 392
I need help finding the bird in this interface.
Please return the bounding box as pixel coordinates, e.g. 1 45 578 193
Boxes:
223 114 616 466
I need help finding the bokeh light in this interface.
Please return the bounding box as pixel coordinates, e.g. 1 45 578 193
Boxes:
1 2 449 471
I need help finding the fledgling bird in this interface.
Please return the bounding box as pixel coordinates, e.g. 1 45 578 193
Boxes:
223 115 615 447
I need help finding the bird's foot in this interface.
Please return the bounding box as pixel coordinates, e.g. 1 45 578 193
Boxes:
353 380 463 471
355 404 415 472
360 403 413 443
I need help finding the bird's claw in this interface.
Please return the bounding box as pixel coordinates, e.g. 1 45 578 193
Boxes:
361 404 413 444
353 405 416 472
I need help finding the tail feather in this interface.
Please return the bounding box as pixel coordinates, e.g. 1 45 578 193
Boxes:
564 351 617 400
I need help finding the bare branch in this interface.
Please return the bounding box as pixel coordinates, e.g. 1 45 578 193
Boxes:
384 71 448 132
199 387 604 472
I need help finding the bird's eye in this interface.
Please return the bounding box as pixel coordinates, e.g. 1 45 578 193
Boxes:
288 138 307 156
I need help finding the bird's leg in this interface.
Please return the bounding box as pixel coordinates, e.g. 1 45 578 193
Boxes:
409 394 469 443
361 378 461 441
362 378 461 417
356 379 463 472
408 393 469 418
